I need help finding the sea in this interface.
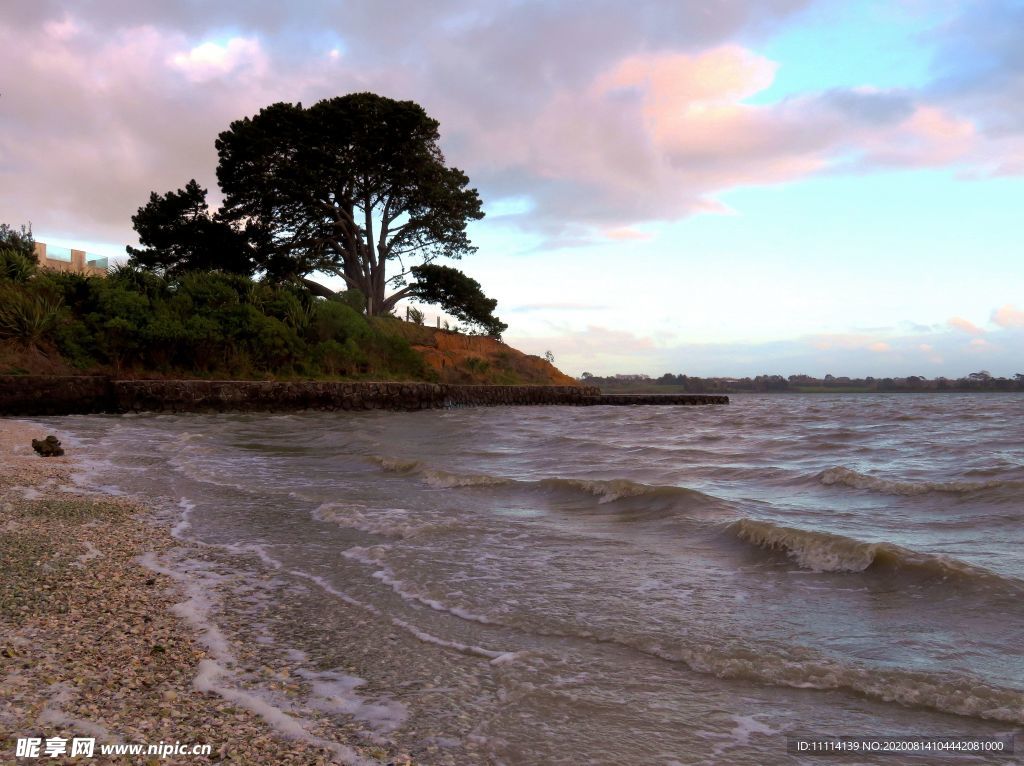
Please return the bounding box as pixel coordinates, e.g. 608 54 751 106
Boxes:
36 393 1024 764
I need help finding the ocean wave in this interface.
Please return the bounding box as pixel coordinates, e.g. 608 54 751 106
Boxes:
313 503 455 539
538 477 712 506
492 603 1024 724
728 518 1023 590
369 455 722 511
422 470 514 489
637 637 1024 725
818 466 1015 496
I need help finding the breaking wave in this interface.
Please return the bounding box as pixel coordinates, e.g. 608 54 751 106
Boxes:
370 455 724 516
818 466 1016 496
729 518 1023 590
637 637 1024 725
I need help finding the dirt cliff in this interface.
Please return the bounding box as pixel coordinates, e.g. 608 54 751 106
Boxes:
394 324 580 386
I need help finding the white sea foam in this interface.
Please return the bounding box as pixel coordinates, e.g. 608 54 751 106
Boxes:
388 617 509 660
314 502 453 539
420 469 513 489
297 668 408 735
137 551 372 764
355 559 496 625
38 682 117 741
170 497 194 540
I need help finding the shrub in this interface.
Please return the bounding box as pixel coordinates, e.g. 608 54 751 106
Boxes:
0 223 35 261
308 299 371 344
0 283 62 347
0 248 38 283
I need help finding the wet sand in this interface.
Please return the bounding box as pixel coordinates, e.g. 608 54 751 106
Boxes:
0 418 410 765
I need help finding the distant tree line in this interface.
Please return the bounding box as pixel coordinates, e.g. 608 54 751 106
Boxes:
581 371 1024 393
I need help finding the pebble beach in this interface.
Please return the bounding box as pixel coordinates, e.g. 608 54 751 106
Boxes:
0 418 410 765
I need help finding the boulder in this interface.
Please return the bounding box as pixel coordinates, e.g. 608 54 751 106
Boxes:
31 435 65 457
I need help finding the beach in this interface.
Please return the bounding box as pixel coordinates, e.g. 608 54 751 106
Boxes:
3 397 1022 765
0 418 411 765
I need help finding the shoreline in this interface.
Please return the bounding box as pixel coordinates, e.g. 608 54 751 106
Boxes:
0 418 410 765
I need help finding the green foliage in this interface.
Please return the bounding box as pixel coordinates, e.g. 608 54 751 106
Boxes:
408 264 507 338
126 180 257 276
309 299 370 344
336 289 366 313
0 224 39 285
0 223 36 260
0 250 427 379
0 248 38 283
0 283 62 347
215 93 485 314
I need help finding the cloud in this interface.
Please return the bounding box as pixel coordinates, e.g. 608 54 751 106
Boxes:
507 303 609 313
924 0 1024 175
508 324 657 370
947 316 985 335
992 304 1024 328
0 13 352 243
603 227 653 241
0 0 1004 248
170 37 267 82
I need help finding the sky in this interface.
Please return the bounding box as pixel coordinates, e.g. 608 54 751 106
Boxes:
1 0 1022 378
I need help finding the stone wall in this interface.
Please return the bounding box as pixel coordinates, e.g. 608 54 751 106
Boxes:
0 376 115 415
0 376 727 415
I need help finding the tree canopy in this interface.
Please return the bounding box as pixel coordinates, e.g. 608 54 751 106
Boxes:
128 93 504 335
126 181 257 276
408 264 506 337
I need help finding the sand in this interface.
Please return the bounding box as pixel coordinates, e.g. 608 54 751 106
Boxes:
0 418 411 765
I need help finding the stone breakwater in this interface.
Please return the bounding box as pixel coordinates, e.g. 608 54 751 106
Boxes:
0 376 728 415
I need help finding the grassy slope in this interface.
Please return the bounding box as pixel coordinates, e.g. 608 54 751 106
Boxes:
389 323 581 386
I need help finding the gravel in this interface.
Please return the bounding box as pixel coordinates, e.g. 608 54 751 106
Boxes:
0 418 413 765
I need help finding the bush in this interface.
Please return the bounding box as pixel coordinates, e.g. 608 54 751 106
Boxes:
0 283 62 347
0 223 35 261
0 248 38 283
308 300 371 344
0 235 427 379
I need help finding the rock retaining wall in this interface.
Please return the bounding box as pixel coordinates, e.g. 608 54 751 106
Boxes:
0 376 727 415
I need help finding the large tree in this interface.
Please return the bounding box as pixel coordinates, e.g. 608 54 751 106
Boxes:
214 93 485 316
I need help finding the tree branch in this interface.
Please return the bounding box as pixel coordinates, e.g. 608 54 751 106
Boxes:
301 278 338 299
380 284 416 313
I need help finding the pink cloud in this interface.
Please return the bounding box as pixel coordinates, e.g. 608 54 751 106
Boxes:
603 227 653 241
947 317 985 335
451 45 983 233
992 304 1024 328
